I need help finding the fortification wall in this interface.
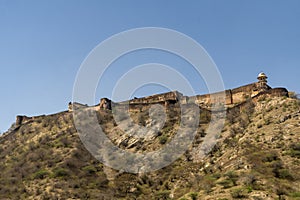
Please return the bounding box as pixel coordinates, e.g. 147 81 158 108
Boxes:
232 91 250 104
194 83 287 107
15 114 47 126
231 83 257 94
68 102 88 112
195 87 257 106
231 83 257 104
128 91 182 105
16 115 32 126
14 81 289 127
195 93 210 105
268 88 289 97
94 82 287 113
230 83 273 104
226 87 289 118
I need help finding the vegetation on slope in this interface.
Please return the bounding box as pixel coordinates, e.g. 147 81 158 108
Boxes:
0 96 299 199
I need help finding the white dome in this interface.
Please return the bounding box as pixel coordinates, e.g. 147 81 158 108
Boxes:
258 72 267 78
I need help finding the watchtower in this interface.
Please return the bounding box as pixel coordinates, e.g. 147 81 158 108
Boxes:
257 72 268 91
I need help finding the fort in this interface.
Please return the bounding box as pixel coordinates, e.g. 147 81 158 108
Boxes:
15 72 289 125
195 72 287 107
96 72 288 111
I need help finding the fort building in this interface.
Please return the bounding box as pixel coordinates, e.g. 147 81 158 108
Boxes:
15 72 289 125
97 72 288 111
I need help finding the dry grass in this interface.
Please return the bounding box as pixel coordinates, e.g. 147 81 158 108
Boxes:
0 97 299 199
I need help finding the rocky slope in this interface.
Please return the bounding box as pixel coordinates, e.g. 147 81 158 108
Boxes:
0 96 299 200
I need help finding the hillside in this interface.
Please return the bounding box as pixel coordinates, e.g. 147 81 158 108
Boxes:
0 95 299 200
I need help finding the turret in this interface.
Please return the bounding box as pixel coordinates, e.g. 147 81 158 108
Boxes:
99 98 112 110
257 72 268 91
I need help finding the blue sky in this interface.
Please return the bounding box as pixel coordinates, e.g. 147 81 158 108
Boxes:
0 0 299 132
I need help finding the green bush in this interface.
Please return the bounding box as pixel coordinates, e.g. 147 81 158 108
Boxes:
225 171 239 186
52 168 69 178
275 169 294 180
231 188 248 198
159 135 168 144
198 175 217 193
189 192 198 200
218 179 234 189
33 169 49 179
262 152 279 162
289 192 300 197
82 165 97 174
288 143 300 158
242 174 259 189
155 190 171 200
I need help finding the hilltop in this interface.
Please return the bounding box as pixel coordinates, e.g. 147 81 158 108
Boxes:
0 74 299 200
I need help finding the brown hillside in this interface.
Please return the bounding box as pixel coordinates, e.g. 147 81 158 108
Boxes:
0 95 299 200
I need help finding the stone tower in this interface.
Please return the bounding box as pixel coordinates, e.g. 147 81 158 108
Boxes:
99 98 112 110
257 72 268 91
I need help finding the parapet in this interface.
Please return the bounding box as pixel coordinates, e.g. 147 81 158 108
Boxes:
268 88 289 97
66 73 289 113
15 115 32 126
128 91 183 105
68 102 88 112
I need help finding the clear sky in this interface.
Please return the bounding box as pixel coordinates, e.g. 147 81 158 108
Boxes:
0 0 299 132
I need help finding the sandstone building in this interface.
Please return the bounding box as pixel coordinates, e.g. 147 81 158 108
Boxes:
15 72 289 125
97 72 288 111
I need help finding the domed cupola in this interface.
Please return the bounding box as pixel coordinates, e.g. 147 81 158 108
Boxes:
257 72 268 91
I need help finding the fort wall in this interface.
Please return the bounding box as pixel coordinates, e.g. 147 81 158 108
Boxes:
16 115 32 126
15 114 47 126
14 73 290 126
268 88 289 97
128 91 182 105
195 90 232 105
68 102 88 112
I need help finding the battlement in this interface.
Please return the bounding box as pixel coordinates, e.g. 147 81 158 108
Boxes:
15 114 46 126
94 72 288 111
68 102 88 112
128 91 183 105
14 72 290 126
